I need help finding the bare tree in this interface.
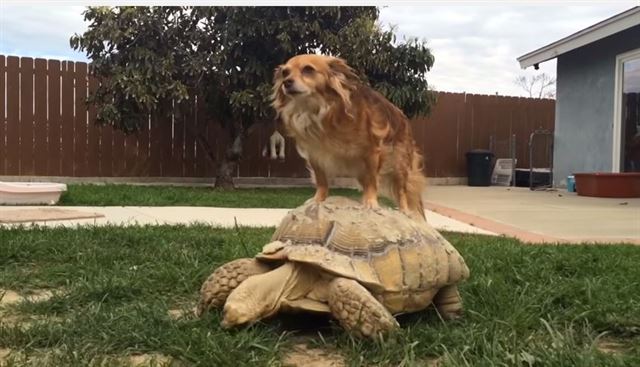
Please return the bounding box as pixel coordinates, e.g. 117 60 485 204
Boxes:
514 73 556 99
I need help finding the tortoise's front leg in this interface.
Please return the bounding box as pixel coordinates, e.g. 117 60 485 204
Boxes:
328 278 398 338
196 258 270 316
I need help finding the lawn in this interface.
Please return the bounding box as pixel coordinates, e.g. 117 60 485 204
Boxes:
1 226 638 366
58 184 382 208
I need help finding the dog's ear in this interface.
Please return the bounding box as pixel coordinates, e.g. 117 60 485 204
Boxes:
272 65 284 83
327 57 359 110
328 58 360 83
271 64 287 111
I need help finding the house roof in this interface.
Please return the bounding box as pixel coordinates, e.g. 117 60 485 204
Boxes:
517 6 640 69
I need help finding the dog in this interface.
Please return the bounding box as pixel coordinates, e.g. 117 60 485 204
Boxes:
262 128 286 160
272 54 427 220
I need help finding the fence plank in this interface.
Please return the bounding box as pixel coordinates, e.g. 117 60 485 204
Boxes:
99 124 113 177
19 57 35 175
240 125 264 177
74 62 89 176
47 59 62 176
183 107 196 177
134 115 150 177
170 108 185 177
0 55 6 174
123 132 139 175
205 118 221 178
34 59 48 175
60 61 75 176
148 113 162 176
194 96 208 177
87 77 100 176
111 129 126 176
425 92 464 177
159 115 173 176
5 56 20 175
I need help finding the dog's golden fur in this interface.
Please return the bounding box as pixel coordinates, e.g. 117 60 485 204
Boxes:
272 54 426 220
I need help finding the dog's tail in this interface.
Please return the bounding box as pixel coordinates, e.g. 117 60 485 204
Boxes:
380 147 427 222
405 148 427 221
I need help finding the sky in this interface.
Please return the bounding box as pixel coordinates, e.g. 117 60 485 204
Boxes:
1 1 638 97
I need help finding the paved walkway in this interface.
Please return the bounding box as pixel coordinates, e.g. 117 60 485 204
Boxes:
424 186 640 244
3 185 637 244
0 205 497 236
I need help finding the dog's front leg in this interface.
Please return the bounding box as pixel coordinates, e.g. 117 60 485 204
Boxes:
309 161 329 203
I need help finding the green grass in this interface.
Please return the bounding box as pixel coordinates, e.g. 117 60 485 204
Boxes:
58 184 387 208
1 226 639 366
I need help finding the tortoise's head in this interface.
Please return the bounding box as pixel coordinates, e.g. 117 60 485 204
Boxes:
219 271 277 329
220 301 258 329
219 262 298 329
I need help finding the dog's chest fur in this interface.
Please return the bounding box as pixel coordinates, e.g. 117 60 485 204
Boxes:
280 100 366 177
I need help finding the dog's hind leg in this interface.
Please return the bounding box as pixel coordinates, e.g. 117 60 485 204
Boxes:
359 149 382 209
405 149 427 221
394 175 410 212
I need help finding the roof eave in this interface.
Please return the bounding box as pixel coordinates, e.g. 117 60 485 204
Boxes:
517 6 640 69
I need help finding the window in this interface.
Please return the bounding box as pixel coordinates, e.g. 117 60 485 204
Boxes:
613 48 640 172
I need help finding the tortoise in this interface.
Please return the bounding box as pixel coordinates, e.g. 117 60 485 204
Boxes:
196 196 470 338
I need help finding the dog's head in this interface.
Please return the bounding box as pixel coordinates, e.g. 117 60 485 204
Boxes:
272 54 360 112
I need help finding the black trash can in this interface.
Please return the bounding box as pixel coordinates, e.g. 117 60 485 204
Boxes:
465 149 494 186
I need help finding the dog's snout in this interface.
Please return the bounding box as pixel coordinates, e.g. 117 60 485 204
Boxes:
283 79 294 88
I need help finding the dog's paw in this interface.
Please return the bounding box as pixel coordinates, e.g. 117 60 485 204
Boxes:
362 199 379 210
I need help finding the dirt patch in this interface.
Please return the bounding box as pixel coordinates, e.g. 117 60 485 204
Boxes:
23 289 55 303
0 348 64 366
0 314 23 326
167 304 197 320
167 309 184 320
0 313 64 330
0 348 13 361
282 344 346 367
0 289 54 306
167 307 196 320
0 290 22 306
168 308 196 321
0 289 61 331
126 353 174 366
0 208 103 223
419 357 442 367
595 337 631 355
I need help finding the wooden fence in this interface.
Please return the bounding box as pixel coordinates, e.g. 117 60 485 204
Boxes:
0 55 555 179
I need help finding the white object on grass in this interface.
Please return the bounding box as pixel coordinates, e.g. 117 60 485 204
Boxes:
0 182 67 205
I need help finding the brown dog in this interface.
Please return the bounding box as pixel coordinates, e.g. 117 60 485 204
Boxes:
272 54 426 220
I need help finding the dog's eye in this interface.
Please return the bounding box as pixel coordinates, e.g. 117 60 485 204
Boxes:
302 65 315 75
281 68 290 78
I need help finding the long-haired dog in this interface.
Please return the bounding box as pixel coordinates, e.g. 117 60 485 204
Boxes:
272 54 427 220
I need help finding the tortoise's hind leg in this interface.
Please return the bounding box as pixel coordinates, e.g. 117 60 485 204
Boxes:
328 278 398 338
197 258 270 316
433 285 464 320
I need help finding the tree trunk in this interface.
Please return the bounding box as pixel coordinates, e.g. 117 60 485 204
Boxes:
189 113 245 190
214 128 244 190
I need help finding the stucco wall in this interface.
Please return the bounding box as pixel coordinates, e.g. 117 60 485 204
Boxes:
554 24 640 186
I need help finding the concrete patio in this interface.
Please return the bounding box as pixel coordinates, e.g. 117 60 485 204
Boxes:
1 185 638 245
424 185 640 244
0 205 496 236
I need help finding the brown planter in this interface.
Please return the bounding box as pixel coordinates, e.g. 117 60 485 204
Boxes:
573 172 640 198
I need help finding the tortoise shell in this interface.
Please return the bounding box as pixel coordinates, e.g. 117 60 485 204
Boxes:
256 196 470 314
